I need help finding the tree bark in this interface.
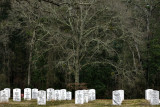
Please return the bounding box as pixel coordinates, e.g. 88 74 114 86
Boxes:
75 44 80 84
28 30 35 87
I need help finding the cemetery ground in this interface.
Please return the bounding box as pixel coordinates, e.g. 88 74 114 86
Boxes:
0 99 159 107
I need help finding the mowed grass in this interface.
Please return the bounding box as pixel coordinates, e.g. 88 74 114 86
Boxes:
0 99 159 107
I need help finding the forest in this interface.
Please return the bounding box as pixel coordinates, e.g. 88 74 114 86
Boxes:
0 0 160 99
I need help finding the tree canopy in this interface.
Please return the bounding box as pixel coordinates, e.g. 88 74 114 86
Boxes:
0 0 160 99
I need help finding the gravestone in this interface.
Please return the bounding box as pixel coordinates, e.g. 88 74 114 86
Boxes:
150 90 159 105
75 90 84 104
32 88 38 99
83 90 89 103
4 88 11 99
47 88 54 101
145 89 153 102
59 90 62 100
13 88 21 101
1 90 9 103
66 91 72 100
88 90 92 101
112 90 122 105
90 89 96 101
37 90 46 105
61 89 66 100
54 90 61 101
24 88 31 100
119 90 124 101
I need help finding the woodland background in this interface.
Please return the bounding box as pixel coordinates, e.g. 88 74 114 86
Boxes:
0 0 160 99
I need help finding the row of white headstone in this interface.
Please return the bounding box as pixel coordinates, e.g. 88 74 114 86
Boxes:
112 90 124 105
145 89 159 105
75 89 96 104
2 88 160 105
0 88 72 105
24 88 72 105
112 89 160 106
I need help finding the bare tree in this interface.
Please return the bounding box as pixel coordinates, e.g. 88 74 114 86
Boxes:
125 0 160 88
36 0 127 85
10 0 43 86
9 0 147 89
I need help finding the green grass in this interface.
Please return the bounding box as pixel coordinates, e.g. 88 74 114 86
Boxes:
0 99 159 107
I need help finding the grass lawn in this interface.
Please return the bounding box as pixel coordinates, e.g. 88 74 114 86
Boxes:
0 99 158 107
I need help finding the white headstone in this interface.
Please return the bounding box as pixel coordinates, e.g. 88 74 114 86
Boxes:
37 90 46 105
59 90 62 100
83 90 89 103
66 91 72 100
90 89 96 101
1 90 9 103
75 90 84 104
24 88 31 100
150 90 159 105
13 88 21 102
4 88 11 99
119 90 124 101
145 89 153 101
112 90 122 105
88 90 92 101
32 88 38 99
61 89 67 100
47 88 54 101
54 90 61 101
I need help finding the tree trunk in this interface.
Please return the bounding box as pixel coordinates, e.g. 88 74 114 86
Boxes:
146 7 151 88
75 42 80 90
75 68 80 90
28 30 35 87
75 69 79 84
47 49 54 88
28 52 32 87
75 31 80 82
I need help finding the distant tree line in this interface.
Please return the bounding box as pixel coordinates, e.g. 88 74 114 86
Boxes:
0 0 160 99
